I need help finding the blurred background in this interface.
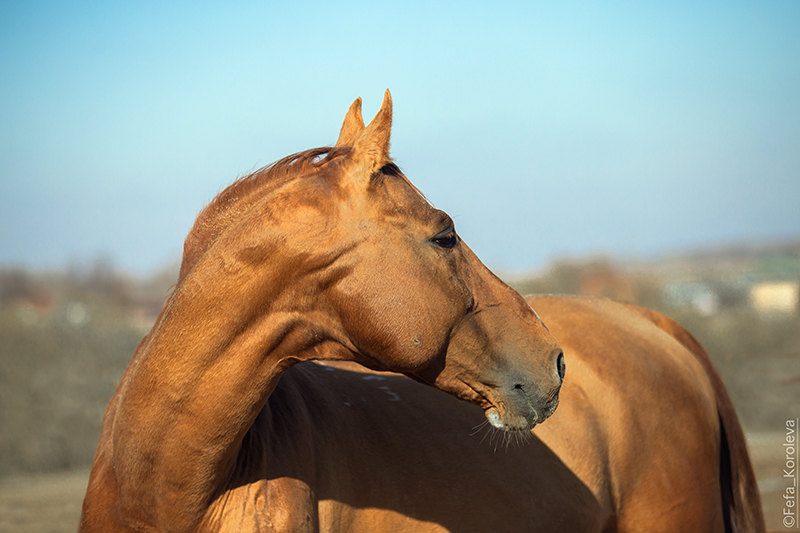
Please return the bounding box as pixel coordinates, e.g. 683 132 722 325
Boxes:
1 2 798 531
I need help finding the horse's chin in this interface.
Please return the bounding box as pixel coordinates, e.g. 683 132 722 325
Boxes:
484 406 539 432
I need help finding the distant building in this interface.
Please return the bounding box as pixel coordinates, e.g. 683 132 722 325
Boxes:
749 280 799 315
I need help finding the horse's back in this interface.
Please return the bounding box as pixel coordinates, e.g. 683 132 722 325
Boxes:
528 295 728 532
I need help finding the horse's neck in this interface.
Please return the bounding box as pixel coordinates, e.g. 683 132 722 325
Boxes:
104 271 322 531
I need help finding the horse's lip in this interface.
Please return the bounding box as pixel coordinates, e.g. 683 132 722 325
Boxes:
456 377 496 410
485 405 538 432
455 377 540 432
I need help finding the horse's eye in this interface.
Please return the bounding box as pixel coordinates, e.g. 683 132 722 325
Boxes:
431 230 458 249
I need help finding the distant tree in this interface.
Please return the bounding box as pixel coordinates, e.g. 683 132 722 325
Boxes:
0 268 36 304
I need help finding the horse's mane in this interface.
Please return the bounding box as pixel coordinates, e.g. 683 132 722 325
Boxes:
178 146 352 280
178 144 423 281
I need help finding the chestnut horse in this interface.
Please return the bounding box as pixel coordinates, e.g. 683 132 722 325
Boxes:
80 91 564 532
81 93 764 532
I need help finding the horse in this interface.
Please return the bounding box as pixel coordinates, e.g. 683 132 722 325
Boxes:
79 91 564 532
80 92 765 532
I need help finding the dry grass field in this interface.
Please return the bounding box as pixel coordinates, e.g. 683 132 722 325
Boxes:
0 469 87 533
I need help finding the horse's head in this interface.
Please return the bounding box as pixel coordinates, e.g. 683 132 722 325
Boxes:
321 91 564 431
183 91 563 431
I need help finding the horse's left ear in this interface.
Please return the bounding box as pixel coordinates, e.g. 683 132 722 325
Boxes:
349 89 392 179
336 97 365 146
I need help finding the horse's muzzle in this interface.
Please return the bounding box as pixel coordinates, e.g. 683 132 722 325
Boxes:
484 348 564 432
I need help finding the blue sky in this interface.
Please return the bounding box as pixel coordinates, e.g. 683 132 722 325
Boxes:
1 1 799 274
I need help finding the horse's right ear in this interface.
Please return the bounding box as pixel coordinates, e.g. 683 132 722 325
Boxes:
349 89 392 178
336 97 365 146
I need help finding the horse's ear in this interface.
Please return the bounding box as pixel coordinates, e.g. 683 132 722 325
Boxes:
336 97 365 146
350 89 392 177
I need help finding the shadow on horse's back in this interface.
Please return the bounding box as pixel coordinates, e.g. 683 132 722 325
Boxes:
212 361 603 531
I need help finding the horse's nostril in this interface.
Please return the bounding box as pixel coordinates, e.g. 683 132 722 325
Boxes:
513 383 524 391
557 351 566 381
